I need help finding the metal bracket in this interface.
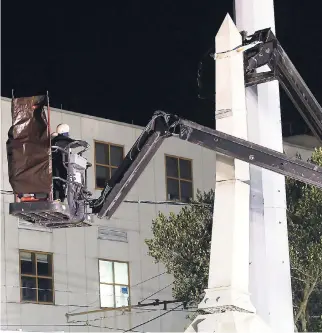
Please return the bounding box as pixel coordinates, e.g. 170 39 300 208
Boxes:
243 28 322 142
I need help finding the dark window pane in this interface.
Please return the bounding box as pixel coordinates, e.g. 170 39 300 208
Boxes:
111 167 117 178
96 166 110 188
179 159 192 180
95 143 109 165
37 253 52 277
38 278 53 303
180 181 193 203
20 252 35 275
166 156 178 178
110 145 123 167
21 276 37 302
167 178 180 201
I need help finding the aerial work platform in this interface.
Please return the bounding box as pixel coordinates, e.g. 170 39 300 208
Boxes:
6 25 322 228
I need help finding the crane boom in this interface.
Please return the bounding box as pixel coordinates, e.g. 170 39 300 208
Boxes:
8 28 322 227
94 28 322 219
94 111 322 219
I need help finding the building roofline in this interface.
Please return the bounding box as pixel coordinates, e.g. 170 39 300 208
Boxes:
2 96 318 151
1 96 145 130
283 134 319 150
283 140 313 151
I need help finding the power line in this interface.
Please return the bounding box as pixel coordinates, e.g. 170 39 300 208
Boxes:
66 299 181 318
123 199 211 206
2 323 136 331
88 323 140 331
2 324 87 327
0 190 208 207
123 303 182 332
65 271 168 314
3 271 167 296
131 271 166 287
138 283 173 303
69 309 159 324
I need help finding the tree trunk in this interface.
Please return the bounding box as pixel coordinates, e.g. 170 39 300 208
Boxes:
300 311 307 331
295 278 317 331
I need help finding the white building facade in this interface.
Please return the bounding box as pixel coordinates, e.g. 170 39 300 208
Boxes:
0 97 319 332
0 97 218 332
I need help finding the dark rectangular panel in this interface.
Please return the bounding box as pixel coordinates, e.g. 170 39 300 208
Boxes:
6 95 51 194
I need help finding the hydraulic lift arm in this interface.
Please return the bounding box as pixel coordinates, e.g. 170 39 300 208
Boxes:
93 31 322 220
242 28 322 142
93 111 322 220
9 28 322 227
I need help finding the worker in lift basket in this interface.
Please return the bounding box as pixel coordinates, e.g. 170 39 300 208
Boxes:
51 124 75 202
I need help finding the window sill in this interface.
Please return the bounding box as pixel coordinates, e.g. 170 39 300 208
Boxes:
100 305 131 312
20 301 55 305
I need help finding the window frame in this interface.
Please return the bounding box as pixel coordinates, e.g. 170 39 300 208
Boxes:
94 140 125 190
165 154 194 202
19 249 55 305
98 258 131 310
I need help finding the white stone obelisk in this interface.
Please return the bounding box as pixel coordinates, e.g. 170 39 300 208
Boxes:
184 14 271 333
234 1 295 332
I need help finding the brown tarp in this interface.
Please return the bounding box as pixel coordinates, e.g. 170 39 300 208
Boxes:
6 95 52 194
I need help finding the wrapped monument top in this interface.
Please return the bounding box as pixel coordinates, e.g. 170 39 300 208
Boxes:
6 95 52 194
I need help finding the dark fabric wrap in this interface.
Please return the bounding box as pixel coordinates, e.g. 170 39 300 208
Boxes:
6 95 52 194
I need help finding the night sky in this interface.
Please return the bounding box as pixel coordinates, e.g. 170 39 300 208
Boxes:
2 0 322 135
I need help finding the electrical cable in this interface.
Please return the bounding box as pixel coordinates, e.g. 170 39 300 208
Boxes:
2 323 136 331
131 272 166 287
2 271 169 318
197 42 216 101
63 271 168 315
71 307 196 331
3 273 167 296
123 199 209 206
70 309 159 323
131 307 197 313
123 303 182 332
138 283 173 304
88 323 140 331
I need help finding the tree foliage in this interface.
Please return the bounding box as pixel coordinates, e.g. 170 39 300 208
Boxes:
145 190 214 305
145 149 322 331
286 148 322 331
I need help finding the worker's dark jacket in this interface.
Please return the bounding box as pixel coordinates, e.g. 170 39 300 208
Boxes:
51 134 75 199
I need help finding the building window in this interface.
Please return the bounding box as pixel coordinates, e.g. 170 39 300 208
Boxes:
165 155 193 202
95 141 124 189
99 259 130 309
19 250 54 304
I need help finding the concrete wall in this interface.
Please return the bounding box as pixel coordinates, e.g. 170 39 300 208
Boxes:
0 97 216 332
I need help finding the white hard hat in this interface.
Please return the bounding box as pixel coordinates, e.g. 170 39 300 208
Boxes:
56 123 70 135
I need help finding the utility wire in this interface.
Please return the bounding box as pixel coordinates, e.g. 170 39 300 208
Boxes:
138 283 173 303
68 271 167 314
69 309 159 324
123 303 182 332
88 323 140 331
2 324 88 327
3 272 167 295
131 272 166 287
124 199 191 206
2 323 137 331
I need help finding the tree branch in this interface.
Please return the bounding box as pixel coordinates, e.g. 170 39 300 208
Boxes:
291 275 307 283
291 266 316 281
294 278 318 326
